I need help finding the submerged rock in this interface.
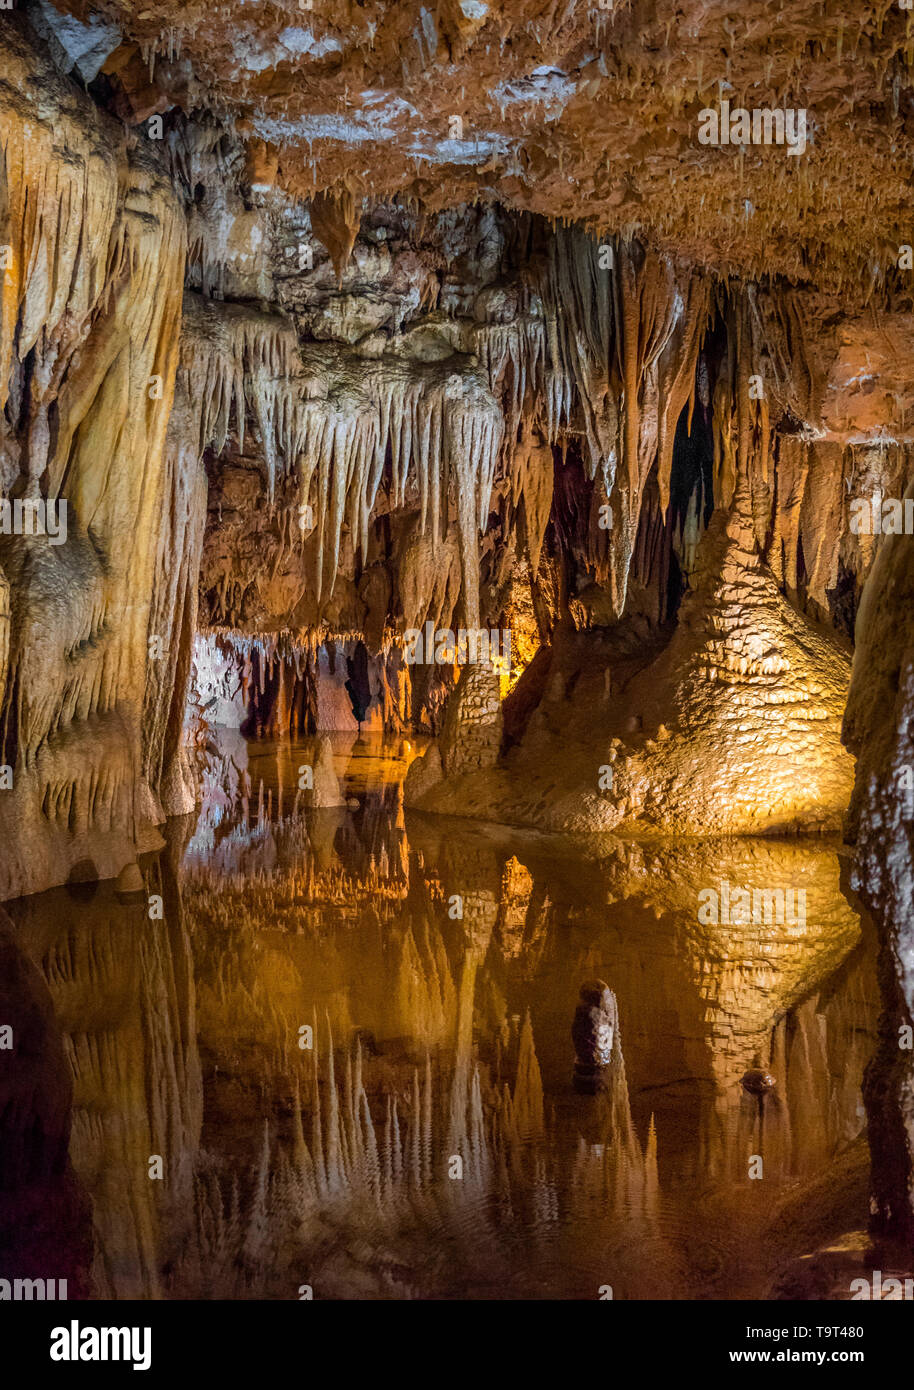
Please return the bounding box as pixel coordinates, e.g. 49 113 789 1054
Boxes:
571 979 618 1095
741 1068 777 1097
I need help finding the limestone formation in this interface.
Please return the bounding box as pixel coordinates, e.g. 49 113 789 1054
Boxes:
3 0 914 1284
406 481 856 836
844 480 914 1243
571 979 619 1094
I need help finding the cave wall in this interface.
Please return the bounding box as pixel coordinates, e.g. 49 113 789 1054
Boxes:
0 25 195 898
844 480 914 1244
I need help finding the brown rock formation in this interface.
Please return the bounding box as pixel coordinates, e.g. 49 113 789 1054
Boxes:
0 26 190 898
4 0 914 1265
844 480 914 1243
406 481 855 835
33 0 914 296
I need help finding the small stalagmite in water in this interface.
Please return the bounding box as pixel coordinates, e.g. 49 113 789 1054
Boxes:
571 979 618 1095
741 1058 777 1097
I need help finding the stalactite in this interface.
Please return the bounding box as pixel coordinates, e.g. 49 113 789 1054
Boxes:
0 26 187 899
142 376 209 818
532 227 709 614
309 187 361 287
183 293 503 616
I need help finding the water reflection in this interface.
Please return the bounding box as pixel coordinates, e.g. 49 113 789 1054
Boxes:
0 734 878 1299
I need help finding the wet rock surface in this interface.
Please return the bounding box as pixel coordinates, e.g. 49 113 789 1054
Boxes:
3 0 914 1265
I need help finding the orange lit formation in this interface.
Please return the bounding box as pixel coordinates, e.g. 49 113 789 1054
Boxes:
1 0 914 1262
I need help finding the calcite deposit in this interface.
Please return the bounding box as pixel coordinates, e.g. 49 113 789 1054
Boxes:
406 475 857 834
3 0 914 1273
0 24 185 898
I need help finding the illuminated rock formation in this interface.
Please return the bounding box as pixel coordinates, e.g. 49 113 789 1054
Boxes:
33 0 914 296
406 481 856 834
0 27 189 899
571 980 619 1094
5 0 914 1275
2 12 899 884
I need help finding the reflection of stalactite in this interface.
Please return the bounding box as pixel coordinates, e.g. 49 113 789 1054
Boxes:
0 910 94 1295
697 947 876 1188
7 812 873 1299
140 848 204 1249
445 948 488 1188
174 968 679 1299
391 916 455 1047
8 862 203 1298
513 1011 544 1140
171 1011 571 1297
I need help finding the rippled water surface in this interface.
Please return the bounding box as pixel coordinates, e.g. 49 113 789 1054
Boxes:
0 734 877 1299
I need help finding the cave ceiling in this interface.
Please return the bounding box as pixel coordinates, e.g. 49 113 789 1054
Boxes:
41 0 914 300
